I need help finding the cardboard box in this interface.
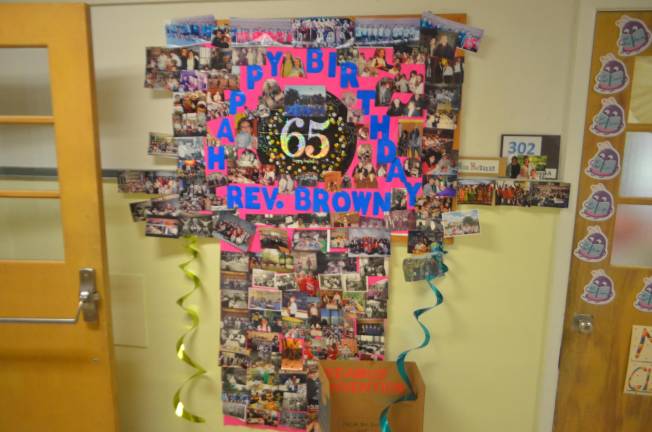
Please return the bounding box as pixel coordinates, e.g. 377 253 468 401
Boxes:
318 360 425 432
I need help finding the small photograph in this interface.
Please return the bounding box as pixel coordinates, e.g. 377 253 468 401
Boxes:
328 228 349 250
403 255 442 282
320 290 344 310
117 170 178 195
330 212 360 228
291 17 354 48
211 211 256 251
231 47 267 67
356 335 385 360
343 291 365 314
428 84 462 112
172 111 207 137
367 276 389 300
144 70 179 91
279 372 307 393
284 85 326 117
442 209 481 237
222 391 248 420
422 174 458 197
323 171 343 192
176 137 206 177
275 272 297 291
319 308 343 327
221 289 248 309
179 214 213 237
359 216 385 228
129 200 151 222
278 173 296 195
295 172 320 187
282 392 307 411
407 229 442 254
413 194 448 225
319 274 344 291
145 195 179 218
148 132 177 158
280 410 308 429
292 230 328 253
282 291 313 319
220 251 249 273
391 188 408 211
219 350 251 369
356 318 385 336
259 227 290 253
176 71 208 93
233 115 259 150
421 130 457 175
364 297 387 319
252 268 276 288
145 217 180 238
248 287 282 312
375 77 394 106
212 25 232 48
246 407 281 427
221 271 249 291
352 160 378 188
355 17 420 46
529 182 571 208
323 253 358 274
347 228 391 257
505 155 548 180
281 338 305 371
145 47 184 74
384 209 413 231
457 179 495 205
292 251 319 274
258 78 285 112
495 180 531 207
403 155 422 178
280 52 306 78
249 310 282 332
165 15 216 47
222 367 247 392
360 256 388 278
397 119 423 157
231 18 293 46
342 273 365 292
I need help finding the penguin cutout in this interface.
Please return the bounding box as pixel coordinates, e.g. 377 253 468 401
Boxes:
634 277 652 313
580 184 614 221
581 269 615 305
616 15 652 56
594 53 629 94
589 97 625 137
574 225 609 262
585 141 621 180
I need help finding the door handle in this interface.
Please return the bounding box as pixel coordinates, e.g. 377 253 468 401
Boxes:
573 313 593 334
0 268 100 324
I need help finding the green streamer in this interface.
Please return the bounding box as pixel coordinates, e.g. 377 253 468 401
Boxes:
173 235 207 423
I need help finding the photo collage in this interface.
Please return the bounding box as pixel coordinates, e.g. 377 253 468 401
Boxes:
126 11 488 432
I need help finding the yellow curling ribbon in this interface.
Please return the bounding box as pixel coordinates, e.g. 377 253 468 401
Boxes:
173 235 207 423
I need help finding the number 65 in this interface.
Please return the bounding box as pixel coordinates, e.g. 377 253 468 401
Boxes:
280 118 330 159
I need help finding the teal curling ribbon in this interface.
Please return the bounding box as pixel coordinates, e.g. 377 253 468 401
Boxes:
379 244 448 432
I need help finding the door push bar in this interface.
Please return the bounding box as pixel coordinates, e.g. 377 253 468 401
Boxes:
0 268 100 324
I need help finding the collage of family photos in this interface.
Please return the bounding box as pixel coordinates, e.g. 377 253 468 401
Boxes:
128 11 491 431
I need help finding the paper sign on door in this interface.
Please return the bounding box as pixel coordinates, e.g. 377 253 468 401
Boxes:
624 325 652 396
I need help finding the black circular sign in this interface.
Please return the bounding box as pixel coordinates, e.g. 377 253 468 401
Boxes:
257 93 357 178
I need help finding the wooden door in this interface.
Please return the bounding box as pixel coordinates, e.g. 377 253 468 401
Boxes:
0 4 118 432
554 11 652 432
